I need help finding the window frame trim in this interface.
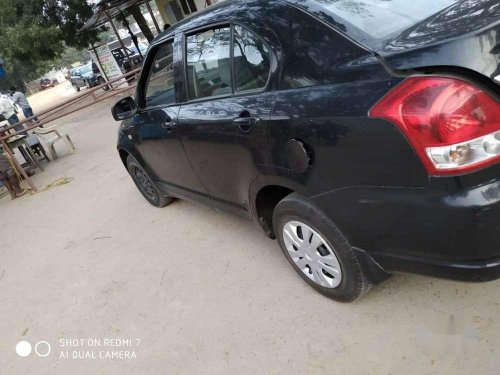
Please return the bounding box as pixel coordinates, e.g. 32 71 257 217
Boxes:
180 21 273 105
137 38 177 112
232 23 272 95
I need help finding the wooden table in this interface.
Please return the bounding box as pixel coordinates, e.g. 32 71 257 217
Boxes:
5 135 44 172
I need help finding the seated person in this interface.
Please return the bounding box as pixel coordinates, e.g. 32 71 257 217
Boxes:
0 154 26 199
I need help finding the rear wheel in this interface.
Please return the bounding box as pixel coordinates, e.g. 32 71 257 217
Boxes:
273 193 371 302
126 155 173 208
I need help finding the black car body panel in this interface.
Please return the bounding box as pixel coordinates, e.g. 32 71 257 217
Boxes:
287 0 500 83
116 0 500 282
380 1 500 83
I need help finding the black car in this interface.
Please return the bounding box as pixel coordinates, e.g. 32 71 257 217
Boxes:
70 62 107 92
111 47 143 73
112 0 500 301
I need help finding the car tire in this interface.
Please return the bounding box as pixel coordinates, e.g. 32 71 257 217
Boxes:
273 193 371 302
126 155 173 208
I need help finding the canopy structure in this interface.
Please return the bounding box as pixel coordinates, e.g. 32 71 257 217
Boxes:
79 0 161 33
79 0 162 73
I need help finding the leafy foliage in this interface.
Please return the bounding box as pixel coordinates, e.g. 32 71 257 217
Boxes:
0 0 99 89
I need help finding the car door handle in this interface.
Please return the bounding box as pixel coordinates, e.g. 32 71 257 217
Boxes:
162 120 175 132
233 116 260 128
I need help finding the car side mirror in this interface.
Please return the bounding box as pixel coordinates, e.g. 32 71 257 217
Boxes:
112 97 137 121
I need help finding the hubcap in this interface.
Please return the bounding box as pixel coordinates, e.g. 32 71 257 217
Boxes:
134 167 157 201
283 221 342 288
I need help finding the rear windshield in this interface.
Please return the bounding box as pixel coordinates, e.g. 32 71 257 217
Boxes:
80 64 92 74
303 0 458 39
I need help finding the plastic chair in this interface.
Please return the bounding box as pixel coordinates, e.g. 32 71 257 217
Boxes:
33 125 75 160
26 134 50 162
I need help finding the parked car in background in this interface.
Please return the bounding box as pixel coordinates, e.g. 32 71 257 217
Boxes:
70 64 92 91
70 62 108 92
39 78 56 90
112 0 500 302
111 47 143 73
127 42 149 57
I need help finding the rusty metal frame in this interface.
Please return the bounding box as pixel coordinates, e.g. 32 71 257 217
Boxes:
145 0 161 33
105 10 133 64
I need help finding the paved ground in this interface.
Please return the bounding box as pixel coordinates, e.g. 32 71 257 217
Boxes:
0 96 499 374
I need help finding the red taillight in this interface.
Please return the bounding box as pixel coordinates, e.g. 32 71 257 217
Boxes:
370 76 500 175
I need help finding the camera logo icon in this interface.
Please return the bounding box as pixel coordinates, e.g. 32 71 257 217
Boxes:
16 341 51 357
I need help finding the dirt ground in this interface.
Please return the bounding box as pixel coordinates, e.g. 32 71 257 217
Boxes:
0 88 499 374
27 81 79 113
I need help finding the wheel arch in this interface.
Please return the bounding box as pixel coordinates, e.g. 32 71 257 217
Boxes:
249 174 306 238
118 148 130 169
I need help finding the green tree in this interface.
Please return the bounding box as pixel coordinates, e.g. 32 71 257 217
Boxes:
0 0 99 90
54 47 91 70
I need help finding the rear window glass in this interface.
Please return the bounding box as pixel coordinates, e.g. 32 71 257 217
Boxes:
186 27 232 100
301 0 458 39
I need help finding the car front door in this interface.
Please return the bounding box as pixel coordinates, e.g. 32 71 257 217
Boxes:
178 25 274 216
133 38 209 201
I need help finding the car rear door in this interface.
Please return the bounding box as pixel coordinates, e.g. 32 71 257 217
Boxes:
177 25 274 216
132 38 209 201
71 68 86 88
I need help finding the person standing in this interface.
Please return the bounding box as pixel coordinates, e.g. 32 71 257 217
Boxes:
0 93 24 134
9 86 39 124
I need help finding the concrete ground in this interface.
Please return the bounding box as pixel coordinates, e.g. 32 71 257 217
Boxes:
0 92 499 375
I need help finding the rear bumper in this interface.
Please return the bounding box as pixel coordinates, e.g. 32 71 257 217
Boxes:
311 166 500 282
370 252 500 282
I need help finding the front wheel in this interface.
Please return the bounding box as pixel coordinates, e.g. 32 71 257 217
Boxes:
127 155 173 208
273 193 372 302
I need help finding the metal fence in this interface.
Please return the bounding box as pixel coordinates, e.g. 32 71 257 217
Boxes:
0 68 141 192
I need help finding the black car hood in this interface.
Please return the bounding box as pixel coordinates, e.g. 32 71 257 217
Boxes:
377 0 500 82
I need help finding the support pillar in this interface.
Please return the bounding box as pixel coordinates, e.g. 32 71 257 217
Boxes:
145 0 161 33
105 11 132 64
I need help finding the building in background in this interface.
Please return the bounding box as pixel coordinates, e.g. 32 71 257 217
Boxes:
79 0 224 86
155 0 221 27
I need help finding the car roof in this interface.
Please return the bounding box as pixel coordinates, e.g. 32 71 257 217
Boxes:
152 0 240 45
150 0 482 52
150 0 383 50
151 0 500 55
151 0 378 49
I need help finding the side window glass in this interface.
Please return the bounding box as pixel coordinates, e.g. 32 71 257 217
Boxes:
144 42 175 108
186 27 231 100
233 26 270 92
